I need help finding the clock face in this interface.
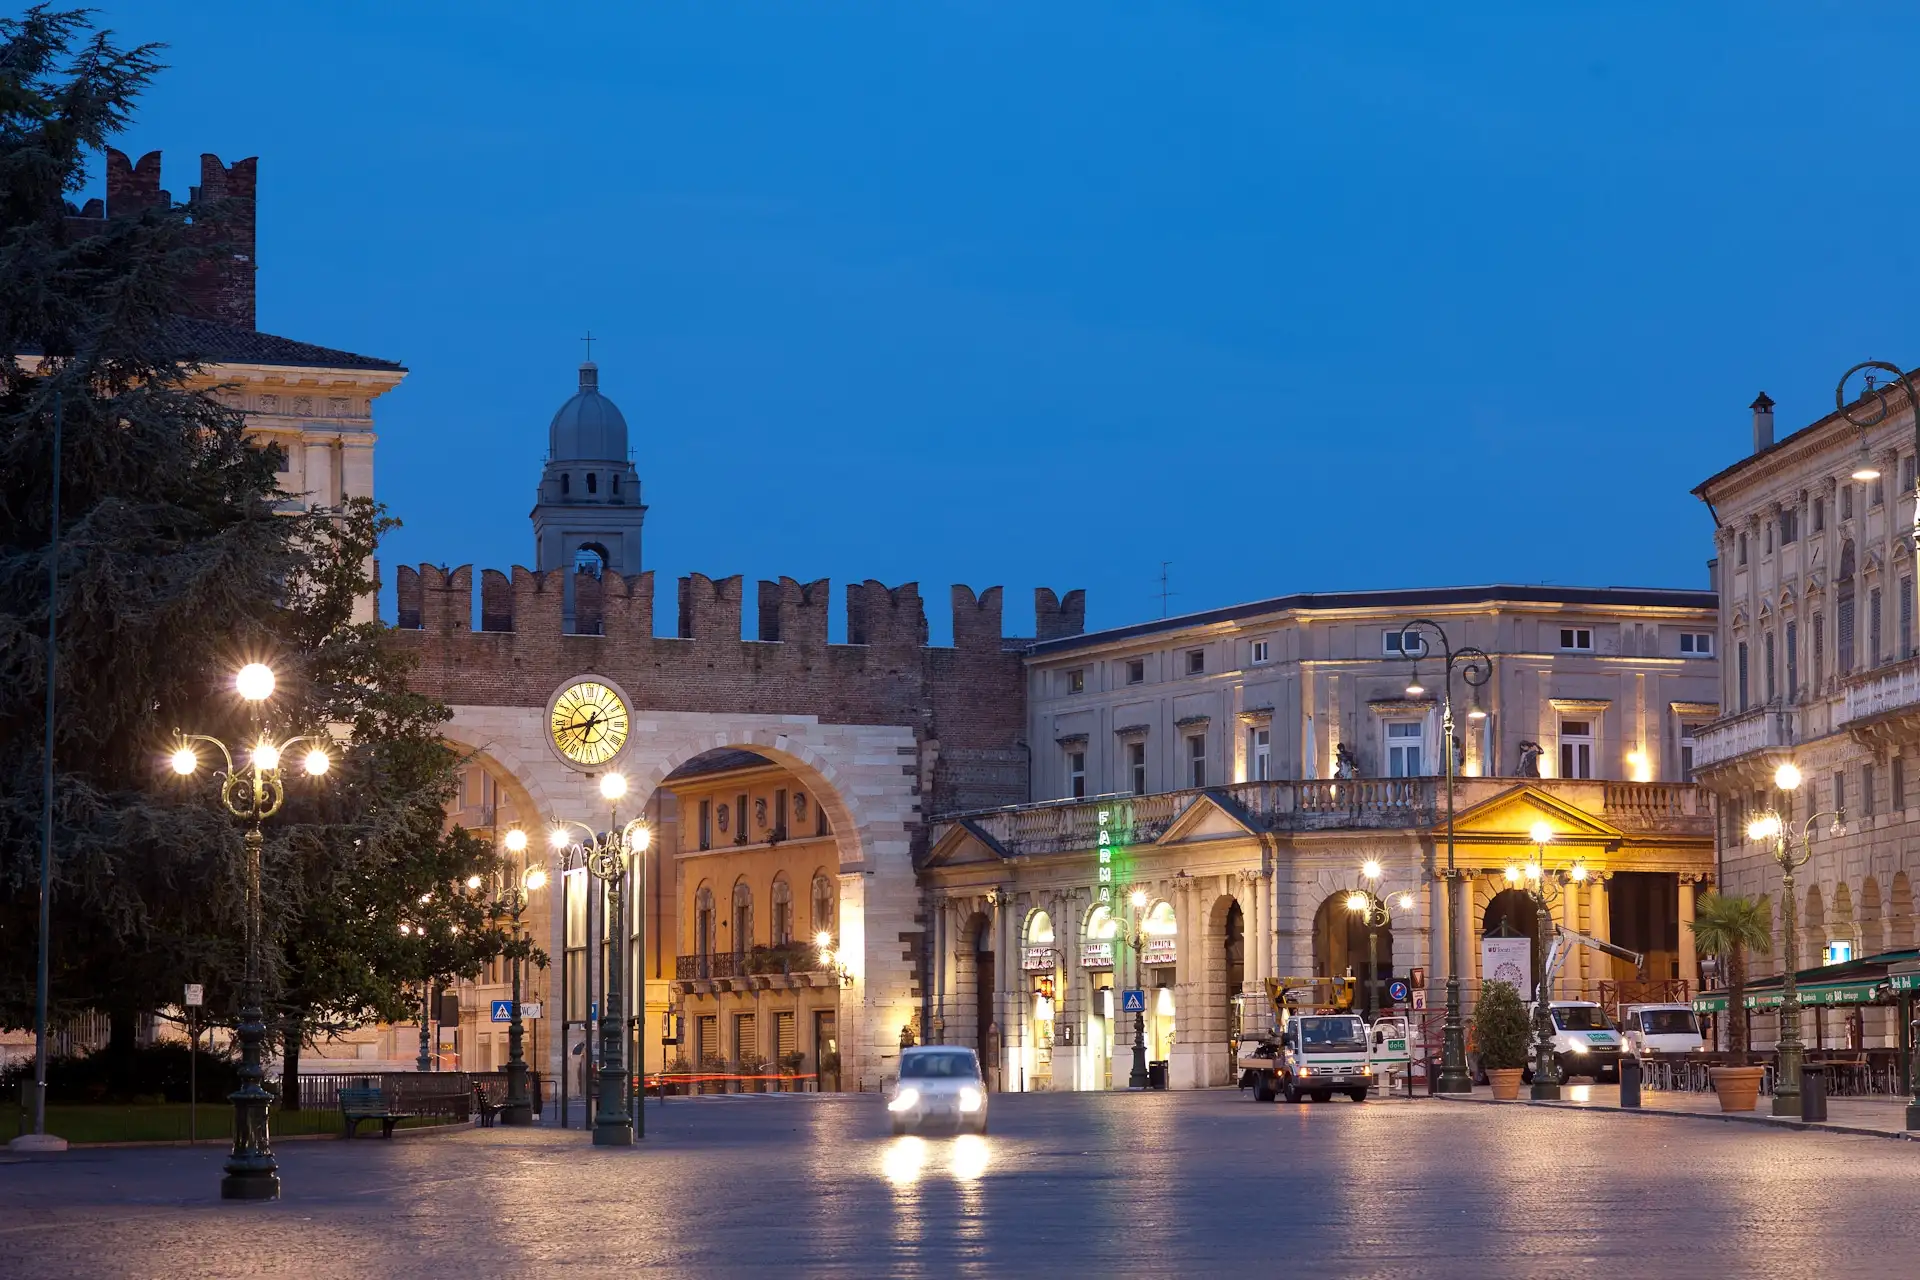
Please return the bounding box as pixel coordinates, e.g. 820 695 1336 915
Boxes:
549 681 630 767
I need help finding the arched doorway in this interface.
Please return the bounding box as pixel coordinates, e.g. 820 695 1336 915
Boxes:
1224 901 1244 1083
974 917 995 1076
1025 910 1057 1089
1482 887 1541 998
1085 904 1118 1089
1312 894 1394 1015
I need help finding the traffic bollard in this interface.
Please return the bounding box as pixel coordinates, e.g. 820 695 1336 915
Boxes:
1619 1056 1641 1109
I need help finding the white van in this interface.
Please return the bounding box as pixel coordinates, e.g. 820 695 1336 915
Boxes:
1620 1003 1706 1056
1524 1000 1624 1082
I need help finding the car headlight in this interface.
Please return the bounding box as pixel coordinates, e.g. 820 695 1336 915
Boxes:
958 1087 983 1113
1360 1065 1371 1076
888 1088 920 1112
1570 1043 1589 1054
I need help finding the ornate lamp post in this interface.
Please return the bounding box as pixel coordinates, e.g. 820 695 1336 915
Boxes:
1125 887 1151 1090
492 827 545 1125
1835 361 1920 598
1396 621 1492 1094
170 662 331 1201
1347 861 1416 1019
1508 821 1581 1101
549 772 651 1146
1747 762 1844 1119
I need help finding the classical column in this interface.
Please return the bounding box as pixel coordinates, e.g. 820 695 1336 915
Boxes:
1678 876 1699 995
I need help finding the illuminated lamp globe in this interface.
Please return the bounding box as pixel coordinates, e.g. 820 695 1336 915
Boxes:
466 875 483 890
252 743 279 771
235 663 276 702
627 825 652 852
303 748 330 776
1129 888 1148 910
1361 859 1383 881
815 931 834 950
1524 863 1542 882
1396 892 1414 910
549 828 571 850
1570 863 1589 882
525 868 548 892
1748 814 1782 841
1345 892 1369 914
599 772 628 801
170 747 197 776
1774 762 1803 792
503 829 528 853
1529 821 1554 846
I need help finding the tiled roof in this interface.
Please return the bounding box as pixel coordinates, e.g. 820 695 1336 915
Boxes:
163 316 404 371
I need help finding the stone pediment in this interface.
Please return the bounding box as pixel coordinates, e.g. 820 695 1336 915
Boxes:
1155 789 1262 846
919 819 1010 870
1444 784 1623 850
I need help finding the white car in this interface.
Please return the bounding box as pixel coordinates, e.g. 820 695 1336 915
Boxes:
1620 1003 1707 1056
887 1046 989 1135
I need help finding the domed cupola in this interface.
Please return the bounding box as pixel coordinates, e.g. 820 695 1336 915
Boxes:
531 357 647 607
548 361 629 462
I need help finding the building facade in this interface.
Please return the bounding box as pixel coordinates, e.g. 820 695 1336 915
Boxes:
922 585 1720 1091
1693 382 1920 1048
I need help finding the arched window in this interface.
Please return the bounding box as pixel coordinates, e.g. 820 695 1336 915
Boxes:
586 471 598 494
771 876 793 945
561 473 571 496
612 473 621 496
1026 910 1054 946
695 885 715 957
1144 901 1177 936
1086 905 1117 941
811 872 835 939
732 880 754 955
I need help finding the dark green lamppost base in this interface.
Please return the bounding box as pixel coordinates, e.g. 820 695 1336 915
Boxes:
1128 1011 1149 1090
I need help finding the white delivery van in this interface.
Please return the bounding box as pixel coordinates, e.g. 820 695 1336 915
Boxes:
1524 1000 1624 1082
1619 1003 1706 1057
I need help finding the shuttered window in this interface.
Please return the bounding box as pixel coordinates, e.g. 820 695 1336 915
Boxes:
733 1013 757 1066
696 1015 718 1066
776 1011 797 1059
1904 578 1914 659
1839 592 1856 675
1785 622 1798 701
1871 588 1883 666
1814 613 1825 691
1737 642 1750 712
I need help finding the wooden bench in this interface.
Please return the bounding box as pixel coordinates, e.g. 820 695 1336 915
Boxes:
339 1086 408 1139
472 1081 505 1127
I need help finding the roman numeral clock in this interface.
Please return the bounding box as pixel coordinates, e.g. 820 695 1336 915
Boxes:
548 679 631 768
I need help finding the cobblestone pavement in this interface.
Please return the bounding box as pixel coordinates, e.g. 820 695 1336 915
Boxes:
6 1088 1920 1278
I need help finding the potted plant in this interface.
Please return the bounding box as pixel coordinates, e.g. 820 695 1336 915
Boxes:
737 1051 768 1093
817 1048 840 1093
1476 979 1531 1099
778 1050 806 1091
698 1051 728 1095
1690 891 1773 1112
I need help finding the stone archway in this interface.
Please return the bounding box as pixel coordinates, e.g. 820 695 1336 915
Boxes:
1197 893 1245 1087
439 706 919 1091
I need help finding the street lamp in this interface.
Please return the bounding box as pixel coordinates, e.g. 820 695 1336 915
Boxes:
1349 862 1417 1018
549 771 651 1146
1126 886 1151 1090
1517 822 1573 1101
487 826 543 1125
1396 620 1493 1094
1836 362 1920 603
1748 761 1844 1119
170 662 330 1201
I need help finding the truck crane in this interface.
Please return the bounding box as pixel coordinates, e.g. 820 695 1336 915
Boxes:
1234 975 1371 1103
1528 925 1646 1083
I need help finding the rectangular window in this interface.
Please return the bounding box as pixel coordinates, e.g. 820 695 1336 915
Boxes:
733 1012 757 1065
1873 477 1886 507
1738 533 1749 566
696 1015 717 1066
1896 756 1907 811
1679 632 1714 656
1737 641 1749 712
1128 741 1147 796
774 788 788 840
1843 486 1855 520
1835 771 1847 818
1250 727 1271 781
1905 455 1917 493
1558 719 1594 780
1187 734 1207 788
735 792 749 845
1781 509 1798 544
1251 640 1271 665
1067 668 1085 694
1814 496 1825 532
1840 593 1857 675
1186 649 1206 676
1560 628 1594 651
1814 612 1826 691
1864 763 1877 818
1871 588 1884 667
1067 750 1087 799
1785 622 1798 701
1765 631 1777 702
1905 578 1915 659
1384 630 1426 657
1679 722 1703 783
1126 658 1145 685
1386 721 1422 778
698 799 712 852
775 1010 798 1060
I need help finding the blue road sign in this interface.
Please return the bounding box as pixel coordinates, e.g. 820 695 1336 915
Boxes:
490 1000 514 1023
1120 989 1147 1014
1387 980 1411 1004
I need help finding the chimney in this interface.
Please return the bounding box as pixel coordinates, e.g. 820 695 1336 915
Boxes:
1751 392 1775 454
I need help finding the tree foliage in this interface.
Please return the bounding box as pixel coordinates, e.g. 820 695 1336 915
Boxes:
1688 891 1773 1062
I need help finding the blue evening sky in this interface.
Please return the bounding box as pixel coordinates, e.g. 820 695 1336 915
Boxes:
94 2 1920 640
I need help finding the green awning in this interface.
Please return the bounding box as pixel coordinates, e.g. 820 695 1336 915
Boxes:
1693 978 1885 1014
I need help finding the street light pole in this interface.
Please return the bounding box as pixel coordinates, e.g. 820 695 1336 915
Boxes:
550 772 651 1147
498 828 543 1125
171 663 331 1201
1835 361 1920 606
1348 866 1416 1023
1397 621 1491 1095
1513 824 1569 1102
1747 762 1842 1120
1127 887 1150 1089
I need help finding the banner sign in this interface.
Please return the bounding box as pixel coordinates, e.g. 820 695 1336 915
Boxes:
1481 937 1533 999
1023 946 1057 972
1081 941 1114 968
1142 937 1177 966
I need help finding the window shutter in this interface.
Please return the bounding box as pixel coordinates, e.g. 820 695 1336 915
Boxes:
1839 595 1856 675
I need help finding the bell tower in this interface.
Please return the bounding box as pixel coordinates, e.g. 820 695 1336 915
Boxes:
531 358 646 577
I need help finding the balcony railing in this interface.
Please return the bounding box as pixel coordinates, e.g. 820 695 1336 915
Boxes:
674 948 830 981
933 776 1705 858
1690 704 1794 770
1841 658 1920 727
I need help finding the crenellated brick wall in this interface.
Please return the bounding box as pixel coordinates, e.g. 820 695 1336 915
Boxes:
392 565 1077 815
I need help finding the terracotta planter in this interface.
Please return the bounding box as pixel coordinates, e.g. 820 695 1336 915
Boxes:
1487 1068 1524 1100
1710 1065 1765 1113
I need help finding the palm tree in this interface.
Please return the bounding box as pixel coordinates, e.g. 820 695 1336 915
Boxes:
1688 893 1774 1063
